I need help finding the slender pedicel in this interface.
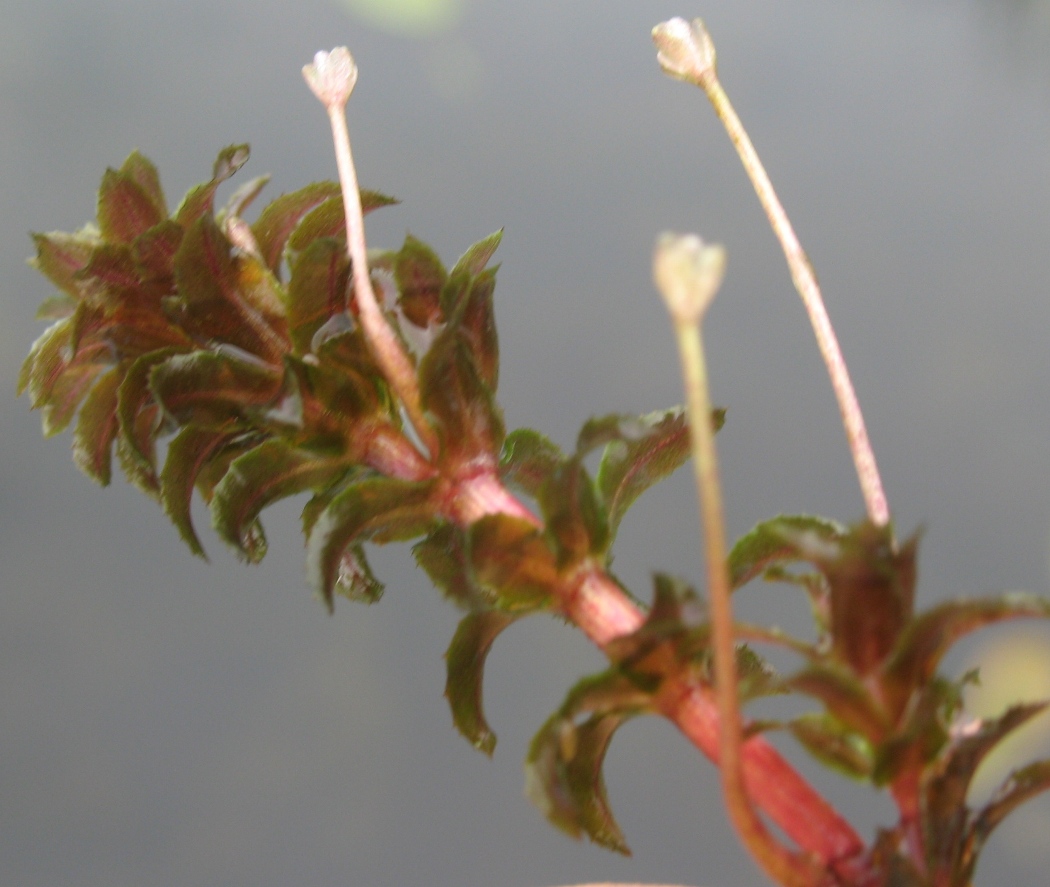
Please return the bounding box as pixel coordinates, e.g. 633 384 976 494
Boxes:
652 19 890 530
655 234 823 887
304 48 439 458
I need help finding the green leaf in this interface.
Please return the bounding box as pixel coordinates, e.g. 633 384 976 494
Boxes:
211 439 348 563
175 144 251 227
285 190 398 257
468 514 560 611
965 759 1050 878
450 229 502 279
394 234 447 328
97 164 166 244
924 702 1049 877
537 459 609 566
444 610 522 756
728 514 846 591
525 671 655 854
286 238 351 356
419 327 505 463
220 173 271 221
30 228 99 298
786 663 891 742
455 266 500 390
499 428 565 499
173 214 287 359
882 594 1050 718
584 408 710 541
787 713 874 780
117 150 167 217
160 425 239 557
77 242 141 291
116 348 184 486
306 476 437 610
412 524 485 610
71 366 121 486
150 350 283 429
251 181 341 274
132 220 184 283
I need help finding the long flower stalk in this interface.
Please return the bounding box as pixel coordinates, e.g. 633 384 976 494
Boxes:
652 18 889 529
655 234 823 887
303 49 440 459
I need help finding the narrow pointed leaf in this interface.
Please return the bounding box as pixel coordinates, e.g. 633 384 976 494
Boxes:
211 439 346 562
924 702 1049 873
71 366 121 486
456 267 499 389
883 594 1050 708
118 150 167 217
306 477 436 610
394 234 447 328
160 425 239 558
251 181 341 273
150 351 282 429
525 671 654 854
788 713 873 780
117 348 184 481
585 408 716 540
221 174 271 220
419 329 505 462
285 190 397 258
728 514 846 590
287 238 351 356
468 514 560 611
445 610 521 755
173 214 286 359
132 219 184 282
97 166 166 244
450 229 502 278
499 429 564 499
786 664 891 742
30 229 99 297
966 759 1050 872
175 144 250 227
538 459 609 565
413 524 485 609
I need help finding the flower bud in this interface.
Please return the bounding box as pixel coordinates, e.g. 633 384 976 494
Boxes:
302 47 358 109
653 233 726 325
652 17 717 86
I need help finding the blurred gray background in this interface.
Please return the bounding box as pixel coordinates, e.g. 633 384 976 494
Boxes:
4 1 1050 885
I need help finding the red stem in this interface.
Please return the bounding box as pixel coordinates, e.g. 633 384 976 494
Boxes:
440 468 867 874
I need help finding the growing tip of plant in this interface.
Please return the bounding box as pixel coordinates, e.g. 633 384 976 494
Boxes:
652 17 717 87
302 47 358 109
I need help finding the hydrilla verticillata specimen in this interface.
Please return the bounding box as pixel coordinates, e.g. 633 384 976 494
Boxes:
18 16 1050 887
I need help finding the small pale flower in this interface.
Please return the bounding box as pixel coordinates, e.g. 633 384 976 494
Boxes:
652 17 717 86
303 47 358 109
653 233 726 325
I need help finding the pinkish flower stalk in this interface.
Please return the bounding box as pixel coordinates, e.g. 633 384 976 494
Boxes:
652 19 890 530
304 48 439 459
655 234 824 887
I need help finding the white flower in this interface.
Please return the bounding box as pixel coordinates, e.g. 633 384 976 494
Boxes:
302 47 358 109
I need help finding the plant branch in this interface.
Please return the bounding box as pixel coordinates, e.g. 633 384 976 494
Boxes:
652 19 889 529
304 49 439 458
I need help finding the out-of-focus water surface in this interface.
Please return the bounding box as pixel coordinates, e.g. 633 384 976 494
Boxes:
3 1 1050 885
